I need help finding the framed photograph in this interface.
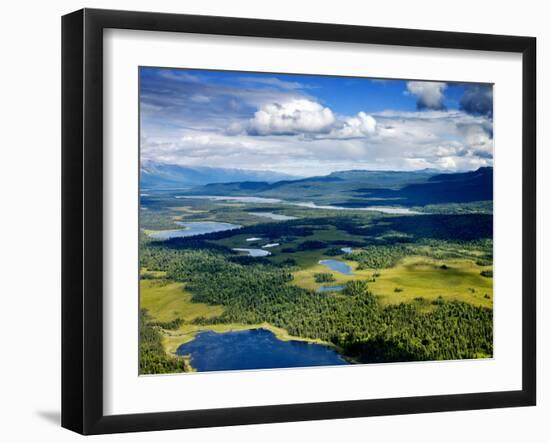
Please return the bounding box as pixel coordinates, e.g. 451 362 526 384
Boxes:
62 8 536 435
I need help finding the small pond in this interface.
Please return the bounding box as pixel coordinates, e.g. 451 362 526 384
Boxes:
232 248 271 257
318 259 353 276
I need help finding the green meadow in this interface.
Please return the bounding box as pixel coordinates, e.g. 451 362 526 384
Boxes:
292 256 492 308
140 279 224 323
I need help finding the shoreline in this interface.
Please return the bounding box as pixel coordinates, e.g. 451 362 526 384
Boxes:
162 321 337 356
162 322 355 372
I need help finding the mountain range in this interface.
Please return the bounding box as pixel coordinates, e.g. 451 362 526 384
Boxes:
141 161 493 207
185 167 494 207
140 161 298 189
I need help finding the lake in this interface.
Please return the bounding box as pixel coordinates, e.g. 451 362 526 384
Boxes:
176 328 349 372
319 259 353 275
148 221 241 240
248 211 297 221
232 248 271 257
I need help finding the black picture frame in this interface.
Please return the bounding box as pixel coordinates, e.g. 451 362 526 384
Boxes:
62 8 537 435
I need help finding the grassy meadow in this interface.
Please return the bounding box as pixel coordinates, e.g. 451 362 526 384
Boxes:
292 256 493 308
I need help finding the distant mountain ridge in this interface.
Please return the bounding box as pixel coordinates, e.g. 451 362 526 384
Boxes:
140 161 298 189
188 169 438 200
185 167 493 208
351 167 493 206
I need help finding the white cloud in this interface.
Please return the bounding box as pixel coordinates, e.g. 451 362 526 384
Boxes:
143 108 493 176
456 122 493 156
248 100 377 140
248 99 335 135
406 81 447 110
327 112 377 139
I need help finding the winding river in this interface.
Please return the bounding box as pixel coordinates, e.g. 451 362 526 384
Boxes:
176 195 422 215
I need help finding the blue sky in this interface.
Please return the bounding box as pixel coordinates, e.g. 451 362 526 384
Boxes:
140 67 493 176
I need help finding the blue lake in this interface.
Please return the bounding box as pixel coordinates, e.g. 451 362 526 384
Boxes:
148 221 241 240
318 259 354 275
176 329 348 372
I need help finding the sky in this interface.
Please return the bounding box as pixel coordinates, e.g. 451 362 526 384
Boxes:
140 67 494 177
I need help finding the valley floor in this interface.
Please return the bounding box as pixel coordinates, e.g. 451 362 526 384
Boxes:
138 192 494 373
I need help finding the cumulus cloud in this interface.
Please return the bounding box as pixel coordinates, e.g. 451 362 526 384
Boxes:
456 122 493 158
247 99 377 139
248 99 335 135
373 110 493 169
406 81 447 110
327 112 377 139
460 85 493 117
